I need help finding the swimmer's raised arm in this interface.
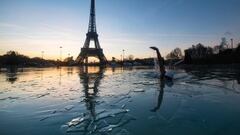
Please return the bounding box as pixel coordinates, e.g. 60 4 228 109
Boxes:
150 47 166 79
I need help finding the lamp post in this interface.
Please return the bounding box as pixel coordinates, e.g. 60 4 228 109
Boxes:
60 46 63 62
41 51 44 59
231 38 233 49
122 49 125 62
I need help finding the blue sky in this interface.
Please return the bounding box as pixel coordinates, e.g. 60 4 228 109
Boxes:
0 0 240 60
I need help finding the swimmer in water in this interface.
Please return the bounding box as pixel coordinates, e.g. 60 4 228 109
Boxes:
150 47 173 80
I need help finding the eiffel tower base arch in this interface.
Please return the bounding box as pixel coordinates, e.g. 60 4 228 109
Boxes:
76 48 108 65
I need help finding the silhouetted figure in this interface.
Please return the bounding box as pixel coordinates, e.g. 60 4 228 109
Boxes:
150 47 173 80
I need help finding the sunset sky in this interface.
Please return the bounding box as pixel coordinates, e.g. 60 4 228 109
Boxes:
0 0 240 60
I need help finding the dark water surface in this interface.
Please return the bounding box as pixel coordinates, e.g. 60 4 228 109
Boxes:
0 66 240 135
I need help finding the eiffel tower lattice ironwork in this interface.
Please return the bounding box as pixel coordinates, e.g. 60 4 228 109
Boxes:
76 0 108 65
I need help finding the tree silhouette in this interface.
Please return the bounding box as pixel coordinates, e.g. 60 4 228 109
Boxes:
166 48 183 60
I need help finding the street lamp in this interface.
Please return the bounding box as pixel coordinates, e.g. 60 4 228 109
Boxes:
60 46 63 62
122 49 125 62
231 38 234 49
41 51 44 59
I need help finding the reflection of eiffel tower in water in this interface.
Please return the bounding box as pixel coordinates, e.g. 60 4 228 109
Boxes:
79 66 104 121
64 66 134 134
76 0 108 65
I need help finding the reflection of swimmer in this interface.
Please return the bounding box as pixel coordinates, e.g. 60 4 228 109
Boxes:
151 79 165 112
150 47 174 80
151 76 174 112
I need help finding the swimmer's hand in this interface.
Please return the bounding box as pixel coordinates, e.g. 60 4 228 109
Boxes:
150 47 159 51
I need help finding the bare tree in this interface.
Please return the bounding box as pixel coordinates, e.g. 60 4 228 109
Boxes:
166 48 183 60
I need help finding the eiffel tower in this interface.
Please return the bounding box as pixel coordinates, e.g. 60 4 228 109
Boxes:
76 0 108 65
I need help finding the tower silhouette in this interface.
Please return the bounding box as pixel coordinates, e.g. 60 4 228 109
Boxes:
76 0 108 65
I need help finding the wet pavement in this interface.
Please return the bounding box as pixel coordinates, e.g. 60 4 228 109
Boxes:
0 66 240 135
